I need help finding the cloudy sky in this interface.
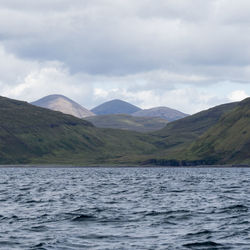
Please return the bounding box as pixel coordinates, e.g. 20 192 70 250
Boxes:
0 0 250 114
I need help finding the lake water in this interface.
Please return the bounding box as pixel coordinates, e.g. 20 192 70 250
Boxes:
0 167 250 249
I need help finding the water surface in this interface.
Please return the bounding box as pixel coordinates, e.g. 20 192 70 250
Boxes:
0 167 250 249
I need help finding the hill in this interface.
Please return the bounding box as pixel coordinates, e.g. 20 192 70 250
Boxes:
136 101 239 165
133 106 188 121
1 95 249 166
31 94 95 118
153 101 238 153
185 98 250 164
0 96 159 165
85 114 169 132
91 99 141 115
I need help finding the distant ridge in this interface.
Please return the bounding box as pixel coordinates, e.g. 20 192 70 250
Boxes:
85 114 169 132
91 99 141 115
31 94 95 118
133 106 188 121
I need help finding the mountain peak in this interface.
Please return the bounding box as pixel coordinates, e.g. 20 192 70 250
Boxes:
31 94 95 118
133 106 189 121
91 99 141 115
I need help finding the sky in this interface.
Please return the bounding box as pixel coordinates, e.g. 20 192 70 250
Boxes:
0 0 250 114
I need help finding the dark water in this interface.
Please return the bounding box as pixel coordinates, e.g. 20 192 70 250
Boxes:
0 167 250 249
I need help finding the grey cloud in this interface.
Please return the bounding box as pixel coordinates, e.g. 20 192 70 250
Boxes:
215 0 250 25
0 0 250 86
0 0 83 12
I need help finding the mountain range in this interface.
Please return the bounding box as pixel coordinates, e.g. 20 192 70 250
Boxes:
90 99 188 121
31 95 188 131
0 96 159 164
1 95 250 165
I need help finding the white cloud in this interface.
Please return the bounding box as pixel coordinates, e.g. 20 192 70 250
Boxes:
1 0 250 77
2 65 93 105
228 90 249 102
0 1 250 113
0 45 38 84
93 85 226 114
0 45 93 106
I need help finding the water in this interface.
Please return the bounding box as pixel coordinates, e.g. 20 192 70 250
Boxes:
0 167 250 249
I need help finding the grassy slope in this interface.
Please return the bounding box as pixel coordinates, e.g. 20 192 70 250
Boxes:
148 102 239 159
0 97 159 165
1 96 249 165
85 114 169 132
185 98 250 164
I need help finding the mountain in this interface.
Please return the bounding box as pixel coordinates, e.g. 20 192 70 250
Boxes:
133 106 189 121
139 101 239 164
0 96 159 165
85 114 169 132
31 94 95 118
91 99 141 115
154 101 238 151
1 95 249 165
185 98 250 164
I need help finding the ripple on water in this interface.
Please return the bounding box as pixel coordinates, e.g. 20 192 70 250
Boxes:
71 214 97 222
0 167 249 249
183 241 224 249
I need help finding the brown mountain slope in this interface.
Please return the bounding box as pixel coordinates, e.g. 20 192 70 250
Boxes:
31 94 95 118
133 106 188 121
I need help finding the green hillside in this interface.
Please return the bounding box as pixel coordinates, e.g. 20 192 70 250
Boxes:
0 95 249 166
0 96 159 165
85 114 169 132
185 98 250 164
151 102 238 158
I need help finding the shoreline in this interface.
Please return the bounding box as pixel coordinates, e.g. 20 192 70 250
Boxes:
0 164 249 168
